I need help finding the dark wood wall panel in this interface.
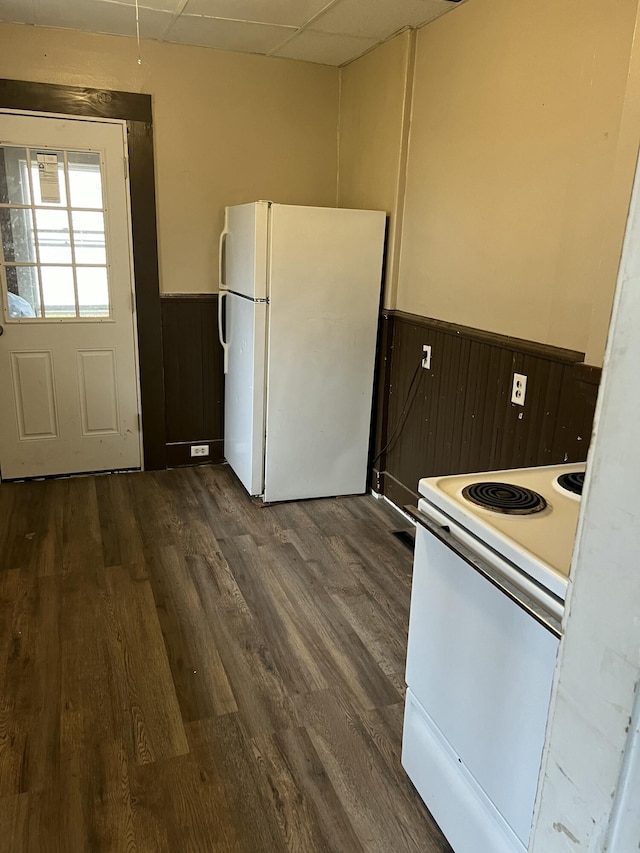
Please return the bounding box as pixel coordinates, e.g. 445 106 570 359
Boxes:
161 294 224 467
551 364 601 461
375 311 601 506
370 311 395 493
127 118 166 470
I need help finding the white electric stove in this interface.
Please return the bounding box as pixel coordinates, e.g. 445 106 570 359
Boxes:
402 462 586 853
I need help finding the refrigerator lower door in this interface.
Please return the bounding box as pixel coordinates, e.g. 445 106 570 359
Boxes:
223 293 267 496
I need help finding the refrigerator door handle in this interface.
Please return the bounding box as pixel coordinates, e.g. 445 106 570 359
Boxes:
218 290 230 374
219 224 229 291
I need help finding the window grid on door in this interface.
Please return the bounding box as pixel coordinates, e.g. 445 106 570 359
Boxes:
0 145 112 321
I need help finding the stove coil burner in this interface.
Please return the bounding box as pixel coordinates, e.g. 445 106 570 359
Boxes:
556 471 585 496
462 482 547 515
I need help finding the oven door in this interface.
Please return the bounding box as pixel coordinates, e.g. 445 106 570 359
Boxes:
403 517 560 852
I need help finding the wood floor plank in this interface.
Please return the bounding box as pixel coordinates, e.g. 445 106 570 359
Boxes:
0 484 16 570
189 465 291 545
253 539 402 711
101 564 189 764
0 573 61 797
95 473 146 568
186 465 265 542
359 701 407 776
59 741 136 853
60 633 130 763
161 469 235 557
124 472 176 551
280 527 362 596
0 479 64 576
338 527 415 626
297 689 452 853
130 751 222 852
186 715 288 852
328 583 409 677
252 725 364 853
61 477 104 574
0 569 20 685
0 793 30 853
131 717 290 853
145 546 237 722
187 551 300 738
298 494 373 534
217 535 329 698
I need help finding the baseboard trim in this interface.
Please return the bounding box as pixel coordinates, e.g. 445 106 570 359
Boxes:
383 472 418 510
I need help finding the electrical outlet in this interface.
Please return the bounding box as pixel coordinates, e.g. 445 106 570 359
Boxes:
511 373 527 406
190 444 210 457
422 344 432 370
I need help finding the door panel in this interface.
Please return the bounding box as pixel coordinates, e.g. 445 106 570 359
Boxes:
77 349 119 434
11 350 58 438
0 113 141 479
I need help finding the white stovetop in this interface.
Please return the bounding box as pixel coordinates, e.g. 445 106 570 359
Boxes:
418 462 585 598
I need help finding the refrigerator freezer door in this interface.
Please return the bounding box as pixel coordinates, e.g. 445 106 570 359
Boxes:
223 292 267 495
224 202 269 299
263 204 386 503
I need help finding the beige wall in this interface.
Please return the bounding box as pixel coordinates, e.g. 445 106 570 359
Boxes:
0 23 339 293
337 31 414 308
4 4 640 353
395 0 640 365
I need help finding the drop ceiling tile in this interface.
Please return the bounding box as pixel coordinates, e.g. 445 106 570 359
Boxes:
166 15 295 53
103 0 185 13
272 29 378 66
311 0 455 39
31 0 174 39
0 0 461 63
182 0 334 28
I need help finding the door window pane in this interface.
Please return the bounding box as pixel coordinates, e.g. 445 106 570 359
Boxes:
68 152 103 208
77 266 109 317
34 208 72 264
41 266 76 318
1 146 113 320
0 208 36 263
6 266 41 317
72 210 106 264
0 147 31 204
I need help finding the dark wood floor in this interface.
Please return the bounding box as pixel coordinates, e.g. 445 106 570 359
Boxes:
0 464 452 852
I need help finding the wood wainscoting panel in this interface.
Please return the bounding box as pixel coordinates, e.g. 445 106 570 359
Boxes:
376 312 600 506
551 363 602 462
161 294 224 466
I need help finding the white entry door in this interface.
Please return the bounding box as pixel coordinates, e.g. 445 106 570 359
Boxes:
0 112 141 479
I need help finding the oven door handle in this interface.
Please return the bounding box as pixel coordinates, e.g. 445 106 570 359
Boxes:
404 504 563 637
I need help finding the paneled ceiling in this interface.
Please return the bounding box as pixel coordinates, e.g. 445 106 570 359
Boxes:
0 0 465 67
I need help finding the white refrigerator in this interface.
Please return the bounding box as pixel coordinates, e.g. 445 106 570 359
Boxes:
217 201 386 503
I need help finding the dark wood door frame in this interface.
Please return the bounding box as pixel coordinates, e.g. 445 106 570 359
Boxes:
0 78 166 470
